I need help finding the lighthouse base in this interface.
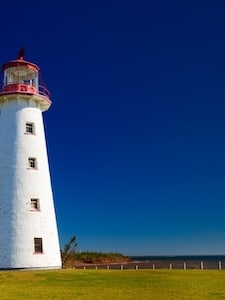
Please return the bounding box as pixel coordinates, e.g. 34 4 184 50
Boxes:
0 266 61 271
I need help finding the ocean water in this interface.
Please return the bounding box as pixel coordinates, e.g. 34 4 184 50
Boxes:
127 255 225 269
130 255 225 262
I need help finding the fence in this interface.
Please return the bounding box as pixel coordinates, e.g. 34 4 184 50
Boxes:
74 260 224 270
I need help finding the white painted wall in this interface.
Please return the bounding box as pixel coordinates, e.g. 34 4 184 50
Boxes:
0 95 62 269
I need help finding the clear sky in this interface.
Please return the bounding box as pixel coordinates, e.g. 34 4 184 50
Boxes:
1 0 225 255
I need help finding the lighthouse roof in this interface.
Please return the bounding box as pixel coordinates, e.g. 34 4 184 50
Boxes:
2 48 40 72
2 59 40 72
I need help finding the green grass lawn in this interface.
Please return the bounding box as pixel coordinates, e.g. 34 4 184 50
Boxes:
0 269 225 300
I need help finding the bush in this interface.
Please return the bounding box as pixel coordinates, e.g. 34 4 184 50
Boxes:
63 251 130 267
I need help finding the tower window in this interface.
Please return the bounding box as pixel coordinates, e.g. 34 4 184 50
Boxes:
34 238 43 253
25 122 35 134
28 157 37 169
30 198 40 211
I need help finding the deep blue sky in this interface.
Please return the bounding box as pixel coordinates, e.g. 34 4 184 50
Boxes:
1 0 225 255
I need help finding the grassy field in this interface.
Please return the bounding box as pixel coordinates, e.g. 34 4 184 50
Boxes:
0 269 225 299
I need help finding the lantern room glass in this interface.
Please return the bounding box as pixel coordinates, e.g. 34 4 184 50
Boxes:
3 66 38 89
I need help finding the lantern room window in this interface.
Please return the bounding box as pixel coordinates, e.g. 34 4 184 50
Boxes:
3 66 39 89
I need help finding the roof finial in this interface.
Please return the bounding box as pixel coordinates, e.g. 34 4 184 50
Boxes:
18 47 25 60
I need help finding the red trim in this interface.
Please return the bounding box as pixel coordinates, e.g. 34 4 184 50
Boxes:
30 209 41 212
3 83 38 94
24 132 36 136
2 59 39 72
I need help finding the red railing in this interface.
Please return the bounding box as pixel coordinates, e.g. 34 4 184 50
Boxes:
38 85 51 98
0 83 50 99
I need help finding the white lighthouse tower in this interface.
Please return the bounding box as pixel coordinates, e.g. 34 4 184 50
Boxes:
0 49 62 269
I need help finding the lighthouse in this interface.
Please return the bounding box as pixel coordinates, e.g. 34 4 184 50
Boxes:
0 50 62 269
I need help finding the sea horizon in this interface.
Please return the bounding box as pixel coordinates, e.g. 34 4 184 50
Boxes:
130 255 225 262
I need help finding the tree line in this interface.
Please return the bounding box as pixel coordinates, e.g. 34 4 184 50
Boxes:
61 236 130 268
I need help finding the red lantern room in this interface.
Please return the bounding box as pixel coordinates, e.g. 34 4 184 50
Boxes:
0 48 51 101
